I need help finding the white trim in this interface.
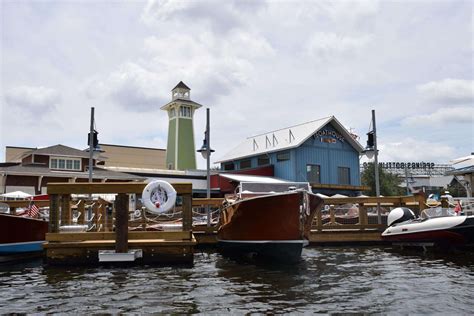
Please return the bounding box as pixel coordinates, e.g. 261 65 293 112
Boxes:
49 156 82 171
175 114 179 169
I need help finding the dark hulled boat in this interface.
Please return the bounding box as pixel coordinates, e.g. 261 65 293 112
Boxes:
0 213 48 255
217 182 323 263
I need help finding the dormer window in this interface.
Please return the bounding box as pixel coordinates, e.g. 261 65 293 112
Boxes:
50 157 81 171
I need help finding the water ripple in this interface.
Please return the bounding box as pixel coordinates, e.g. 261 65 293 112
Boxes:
0 247 473 313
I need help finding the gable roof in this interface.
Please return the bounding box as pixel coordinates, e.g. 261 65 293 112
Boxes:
172 81 190 91
216 116 364 163
22 144 92 159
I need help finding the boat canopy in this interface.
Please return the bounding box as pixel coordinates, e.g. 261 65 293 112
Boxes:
239 182 311 195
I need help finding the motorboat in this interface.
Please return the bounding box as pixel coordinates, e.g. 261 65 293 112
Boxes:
0 213 48 255
217 182 323 263
381 207 474 248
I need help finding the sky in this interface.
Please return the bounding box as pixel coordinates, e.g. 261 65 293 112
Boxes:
1 0 473 169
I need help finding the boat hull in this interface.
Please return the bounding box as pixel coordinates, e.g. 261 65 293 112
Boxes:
217 240 308 263
217 191 322 262
0 213 48 254
382 215 474 247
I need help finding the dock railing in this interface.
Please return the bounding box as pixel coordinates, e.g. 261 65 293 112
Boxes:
45 182 195 264
314 193 426 231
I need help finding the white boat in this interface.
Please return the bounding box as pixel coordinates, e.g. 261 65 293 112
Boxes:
381 207 474 247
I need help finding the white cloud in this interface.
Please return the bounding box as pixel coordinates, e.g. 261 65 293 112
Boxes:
378 138 456 163
4 85 60 115
87 29 274 110
141 0 265 32
306 32 373 61
417 79 474 105
85 62 168 111
402 106 473 127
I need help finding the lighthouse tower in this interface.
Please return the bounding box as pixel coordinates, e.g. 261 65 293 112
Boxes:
161 81 202 170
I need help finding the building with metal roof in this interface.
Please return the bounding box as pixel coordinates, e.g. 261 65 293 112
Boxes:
216 116 367 196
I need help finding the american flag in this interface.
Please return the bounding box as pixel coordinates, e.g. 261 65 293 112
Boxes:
27 202 40 218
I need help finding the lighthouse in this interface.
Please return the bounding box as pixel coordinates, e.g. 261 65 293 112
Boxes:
161 81 202 170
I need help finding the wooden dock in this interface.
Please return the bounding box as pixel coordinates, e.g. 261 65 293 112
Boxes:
5 189 432 260
44 182 196 265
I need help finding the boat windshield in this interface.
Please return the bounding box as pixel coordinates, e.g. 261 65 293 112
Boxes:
420 207 456 219
238 182 311 196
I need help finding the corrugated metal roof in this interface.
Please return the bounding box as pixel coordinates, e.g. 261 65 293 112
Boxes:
216 116 364 163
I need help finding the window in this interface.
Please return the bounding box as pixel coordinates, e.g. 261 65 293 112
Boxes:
169 108 176 118
338 167 350 185
257 155 270 166
307 164 321 184
224 163 235 171
277 151 290 162
240 159 251 169
179 106 191 117
50 157 81 171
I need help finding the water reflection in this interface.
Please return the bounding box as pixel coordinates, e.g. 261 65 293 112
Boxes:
0 247 472 314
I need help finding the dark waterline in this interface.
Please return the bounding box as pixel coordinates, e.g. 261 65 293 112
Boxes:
1 247 473 314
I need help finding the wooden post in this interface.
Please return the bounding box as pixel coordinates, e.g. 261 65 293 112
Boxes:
441 197 449 209
60 194 71 226
77 200 85 225
329 205 336 225
414 192 426 217
115 193 128 253
141 208 147 231
49 194 60 233
359 204 368 226
182 193 192 232
315 204 323 230
93 202 99 232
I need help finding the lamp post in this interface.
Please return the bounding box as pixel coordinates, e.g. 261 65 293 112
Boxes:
197 108 214 226
88 107 95 183
362 110 381 224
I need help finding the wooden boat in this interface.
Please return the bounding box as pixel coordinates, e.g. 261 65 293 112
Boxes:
0 213 48 255
217 182 323 263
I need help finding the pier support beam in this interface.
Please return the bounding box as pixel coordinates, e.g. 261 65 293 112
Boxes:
115 193 129 253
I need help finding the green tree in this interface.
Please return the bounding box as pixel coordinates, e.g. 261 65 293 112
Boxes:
361 162 404 196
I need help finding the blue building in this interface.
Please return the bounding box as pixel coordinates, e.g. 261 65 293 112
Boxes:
216 116 367 196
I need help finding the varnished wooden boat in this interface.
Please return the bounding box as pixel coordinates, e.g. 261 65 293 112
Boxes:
0 213 48 255
217 184 323 263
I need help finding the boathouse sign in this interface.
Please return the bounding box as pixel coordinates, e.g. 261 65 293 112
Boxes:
316 130 345 143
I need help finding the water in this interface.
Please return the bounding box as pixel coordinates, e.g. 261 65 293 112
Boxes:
1 247 473 314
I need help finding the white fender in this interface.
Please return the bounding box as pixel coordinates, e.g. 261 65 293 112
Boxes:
142 180 177 214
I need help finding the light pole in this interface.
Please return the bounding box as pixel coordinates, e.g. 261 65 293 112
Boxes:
88 107 95 183
197 108 214 226
362 110 381 224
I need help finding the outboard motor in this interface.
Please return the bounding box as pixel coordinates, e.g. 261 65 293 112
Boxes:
387 207 416 226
